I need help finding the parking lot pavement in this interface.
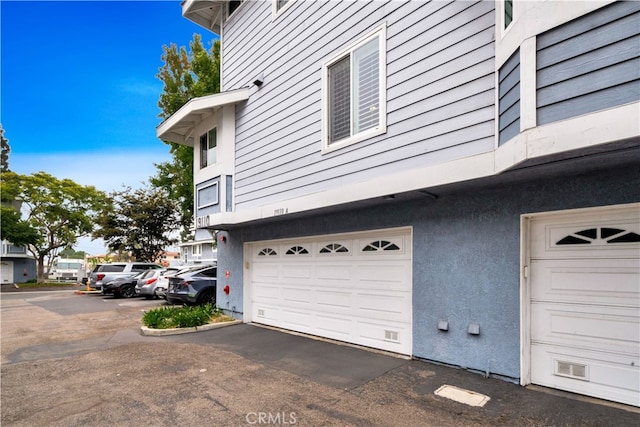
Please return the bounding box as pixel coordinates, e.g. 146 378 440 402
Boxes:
1 290 638 426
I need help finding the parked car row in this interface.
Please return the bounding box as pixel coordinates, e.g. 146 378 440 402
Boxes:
91 262 217 306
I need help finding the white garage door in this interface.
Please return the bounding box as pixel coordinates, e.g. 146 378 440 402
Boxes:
529 204 640 406
1 261 14 283
247 228 412 355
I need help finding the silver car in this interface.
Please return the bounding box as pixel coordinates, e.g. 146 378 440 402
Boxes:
135 269 174 299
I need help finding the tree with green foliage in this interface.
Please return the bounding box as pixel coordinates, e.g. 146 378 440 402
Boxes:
93 185 181 262
153 34 221 238
1 171 106 283
1 124 10 172
58 247 87 259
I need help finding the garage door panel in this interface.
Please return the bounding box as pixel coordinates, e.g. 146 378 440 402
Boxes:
253 304 281 322
358 264 409 285
253 264 280 282
531 344 640 406
315 314 355 339
357 319 410 353
280 308 314 330
249 228 412 356
253 283 281 302
531 260 640 305
531 209 640 259
316 265 351 281
281 286 313 305
529 204 640 406
316 290 352 309
357 292 411 322
531 303 640 354
281 264 313 279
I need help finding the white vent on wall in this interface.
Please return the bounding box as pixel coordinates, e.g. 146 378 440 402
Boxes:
555 360 588 380
384 330 399 342
258 309 265 317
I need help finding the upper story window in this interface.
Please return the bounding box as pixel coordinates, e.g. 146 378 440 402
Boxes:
200 128 217 169
322 24 387 151
274 0 293 15
228 0 245 18
504 0 513 29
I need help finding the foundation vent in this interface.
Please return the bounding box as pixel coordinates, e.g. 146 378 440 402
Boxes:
555 360 588 380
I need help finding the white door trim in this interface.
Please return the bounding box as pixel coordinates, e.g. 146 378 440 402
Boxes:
520 202 640 387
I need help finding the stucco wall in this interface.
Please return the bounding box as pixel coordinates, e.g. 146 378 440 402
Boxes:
216 163 639 380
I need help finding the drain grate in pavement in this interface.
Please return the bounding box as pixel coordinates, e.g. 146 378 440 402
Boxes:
434 384 491 407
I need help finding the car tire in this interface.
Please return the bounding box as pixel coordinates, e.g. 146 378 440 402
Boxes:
119 285 135 299
197 289 216 306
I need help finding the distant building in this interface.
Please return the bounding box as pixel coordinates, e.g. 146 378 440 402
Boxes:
1 241 36 284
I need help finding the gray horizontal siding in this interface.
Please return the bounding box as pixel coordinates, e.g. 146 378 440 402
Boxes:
223 0 496 209
537 1 640 125
498 49 520 145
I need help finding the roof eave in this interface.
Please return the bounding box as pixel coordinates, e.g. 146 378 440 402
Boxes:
156 87 250 145
181 0 224 36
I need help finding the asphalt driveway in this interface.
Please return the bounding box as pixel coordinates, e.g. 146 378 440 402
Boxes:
1 290 637 426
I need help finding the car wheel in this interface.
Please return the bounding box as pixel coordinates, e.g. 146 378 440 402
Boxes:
197 289 216 306
119 285 135 299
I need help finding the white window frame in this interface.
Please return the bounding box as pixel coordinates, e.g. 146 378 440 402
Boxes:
227 0 245 20
272 0 294 18
199 127 217 170
321 23 387 153
192 244 202 257
197 182 219 209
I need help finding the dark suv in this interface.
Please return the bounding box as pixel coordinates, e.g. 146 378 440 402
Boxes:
166 265 217 306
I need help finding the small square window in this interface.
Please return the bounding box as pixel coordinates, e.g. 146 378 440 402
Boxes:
197 182 219 209
228 0 244 18
323 25 386 150
275 0 291 13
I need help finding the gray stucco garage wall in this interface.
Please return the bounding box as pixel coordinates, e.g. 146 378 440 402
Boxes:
216 163 639 380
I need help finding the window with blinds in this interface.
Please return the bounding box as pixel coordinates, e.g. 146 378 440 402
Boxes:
323 25 386 149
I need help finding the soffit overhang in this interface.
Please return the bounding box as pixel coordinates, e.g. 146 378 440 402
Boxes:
156 87 249 146
181 0 224 35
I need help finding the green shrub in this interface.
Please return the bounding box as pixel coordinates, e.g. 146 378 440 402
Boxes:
171 306 210 328
142 304 227 329
142 306 180 329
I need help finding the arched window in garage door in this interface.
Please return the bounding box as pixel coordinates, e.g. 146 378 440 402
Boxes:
319 243 349 253
258 248 277 256
556 227 640 245
362 240 400 252
285 246 309 255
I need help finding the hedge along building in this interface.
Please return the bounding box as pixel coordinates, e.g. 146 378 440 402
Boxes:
157 1 640 407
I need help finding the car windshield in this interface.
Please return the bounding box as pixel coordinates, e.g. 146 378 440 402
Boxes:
97 264 126 273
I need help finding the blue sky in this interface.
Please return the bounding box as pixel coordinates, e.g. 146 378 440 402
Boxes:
1 0 218 253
